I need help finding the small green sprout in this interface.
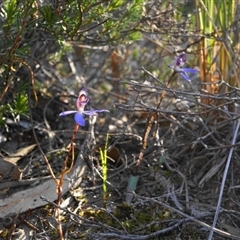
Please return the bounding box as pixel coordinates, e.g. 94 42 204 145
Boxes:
100 133 109 202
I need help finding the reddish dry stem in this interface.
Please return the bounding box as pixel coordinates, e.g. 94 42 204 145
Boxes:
56 123 79 239
135 72 176 171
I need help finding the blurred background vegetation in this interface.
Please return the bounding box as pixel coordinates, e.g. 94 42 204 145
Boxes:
0 0 239 124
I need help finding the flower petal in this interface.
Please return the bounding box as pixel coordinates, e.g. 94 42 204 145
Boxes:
59 110 78 116
181 68 199 73
74 112 85 126
180 72 191 81
83 109 110 116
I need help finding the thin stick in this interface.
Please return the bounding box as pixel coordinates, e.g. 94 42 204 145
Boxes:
135 71 176 171
208 119 240 239
26 62 57 182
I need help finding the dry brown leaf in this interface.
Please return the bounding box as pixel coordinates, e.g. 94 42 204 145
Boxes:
3 144 36 164
0 144 36 180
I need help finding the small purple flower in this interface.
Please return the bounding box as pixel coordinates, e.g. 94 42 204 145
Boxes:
168 53 199 81
175 53 187 68
59 88 109 126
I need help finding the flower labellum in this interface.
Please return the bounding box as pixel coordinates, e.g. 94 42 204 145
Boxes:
175 53 187 68
77 88 89 111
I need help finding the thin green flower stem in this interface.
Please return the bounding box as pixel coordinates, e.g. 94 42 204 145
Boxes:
100 133 109 202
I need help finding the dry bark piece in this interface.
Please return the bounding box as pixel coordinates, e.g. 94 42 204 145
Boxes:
0 176 51 190
0 144 36 180
0 152 87 218
0 157 22 180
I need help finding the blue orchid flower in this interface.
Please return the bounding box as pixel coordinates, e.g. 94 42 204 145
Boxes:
59 88 109 126
168 53 199 81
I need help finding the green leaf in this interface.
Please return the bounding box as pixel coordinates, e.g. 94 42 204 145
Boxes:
4 0 17 22
39 5 58 25
12 93 29 116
